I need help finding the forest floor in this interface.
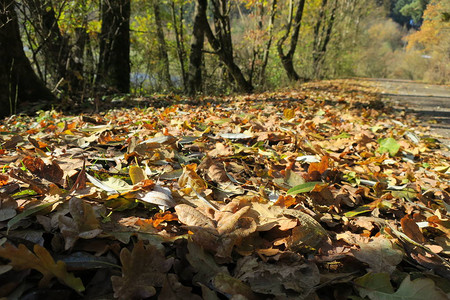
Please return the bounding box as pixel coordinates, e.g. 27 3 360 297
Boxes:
0 80 449 299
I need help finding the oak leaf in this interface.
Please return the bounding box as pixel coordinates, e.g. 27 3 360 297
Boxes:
158 274 202 300
111 240 174 300
0 243 84 292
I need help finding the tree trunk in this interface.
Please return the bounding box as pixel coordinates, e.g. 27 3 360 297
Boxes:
276 0 306 81
204 0 253 93
153 0 172 89
0 0 55 117
259 0 277 85
171 0 187 90
23 0 82 93
186 0 207 95
98 0 130 93
312 0 338 78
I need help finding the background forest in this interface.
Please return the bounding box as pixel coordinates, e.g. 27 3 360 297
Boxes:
1 1 450 299
0 0 449 116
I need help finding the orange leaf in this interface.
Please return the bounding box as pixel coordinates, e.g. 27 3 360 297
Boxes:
0 174 9 186
308 155 329 176
22 156 63 184
274 195 298 208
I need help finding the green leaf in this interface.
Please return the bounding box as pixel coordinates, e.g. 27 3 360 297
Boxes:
330 132 351 139
287 182 323 195
356 273 447 300
377 138 400 157
355 273 394 295
344 205 372 218
7 196 61 232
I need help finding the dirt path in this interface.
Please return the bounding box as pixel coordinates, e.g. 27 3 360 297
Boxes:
357 79 450 152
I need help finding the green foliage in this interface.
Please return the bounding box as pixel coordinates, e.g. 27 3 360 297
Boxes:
15 0 448 98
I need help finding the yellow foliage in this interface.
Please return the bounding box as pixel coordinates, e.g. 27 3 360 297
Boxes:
406 2 449 52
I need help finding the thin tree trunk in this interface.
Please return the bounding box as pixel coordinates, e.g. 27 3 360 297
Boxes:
171 0 187 89
276 0 306 81
205 0 253 93
312 0 337 78
23 0 82 93
153 0 172 89
0 0 55 117
98 0 130 93
186 0 207 95
260 0 277 85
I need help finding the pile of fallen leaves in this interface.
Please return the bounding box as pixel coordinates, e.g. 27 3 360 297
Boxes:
0 80 449 299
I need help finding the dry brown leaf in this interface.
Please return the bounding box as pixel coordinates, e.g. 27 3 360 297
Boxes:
58 197 102 249
158 274 202 300
235 256 320 299
351 236 403 274
22 156 64 184
111 240 173 300
175 204 216 228
401 215 426 243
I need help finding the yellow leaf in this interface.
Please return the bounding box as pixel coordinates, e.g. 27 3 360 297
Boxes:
283 108 295 120
129 165 147 185
0 243 84 292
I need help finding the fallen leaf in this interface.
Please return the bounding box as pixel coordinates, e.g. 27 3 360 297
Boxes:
111 240 173 300
401 215 426 243
287 181 324 195
58 197 102 249
355 273 447 300
129 165 147 184
138 184 175 210
236 255 320 299
0 243 84 292
158 274 202 300
351 236 403 274
377 137 401 157
22 156 64 184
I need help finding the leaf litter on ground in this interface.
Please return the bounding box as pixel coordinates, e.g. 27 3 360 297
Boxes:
0 79 449 299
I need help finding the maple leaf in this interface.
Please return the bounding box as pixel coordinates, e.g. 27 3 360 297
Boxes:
0 243 84 292
111 240 174 300
58 197 102 249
